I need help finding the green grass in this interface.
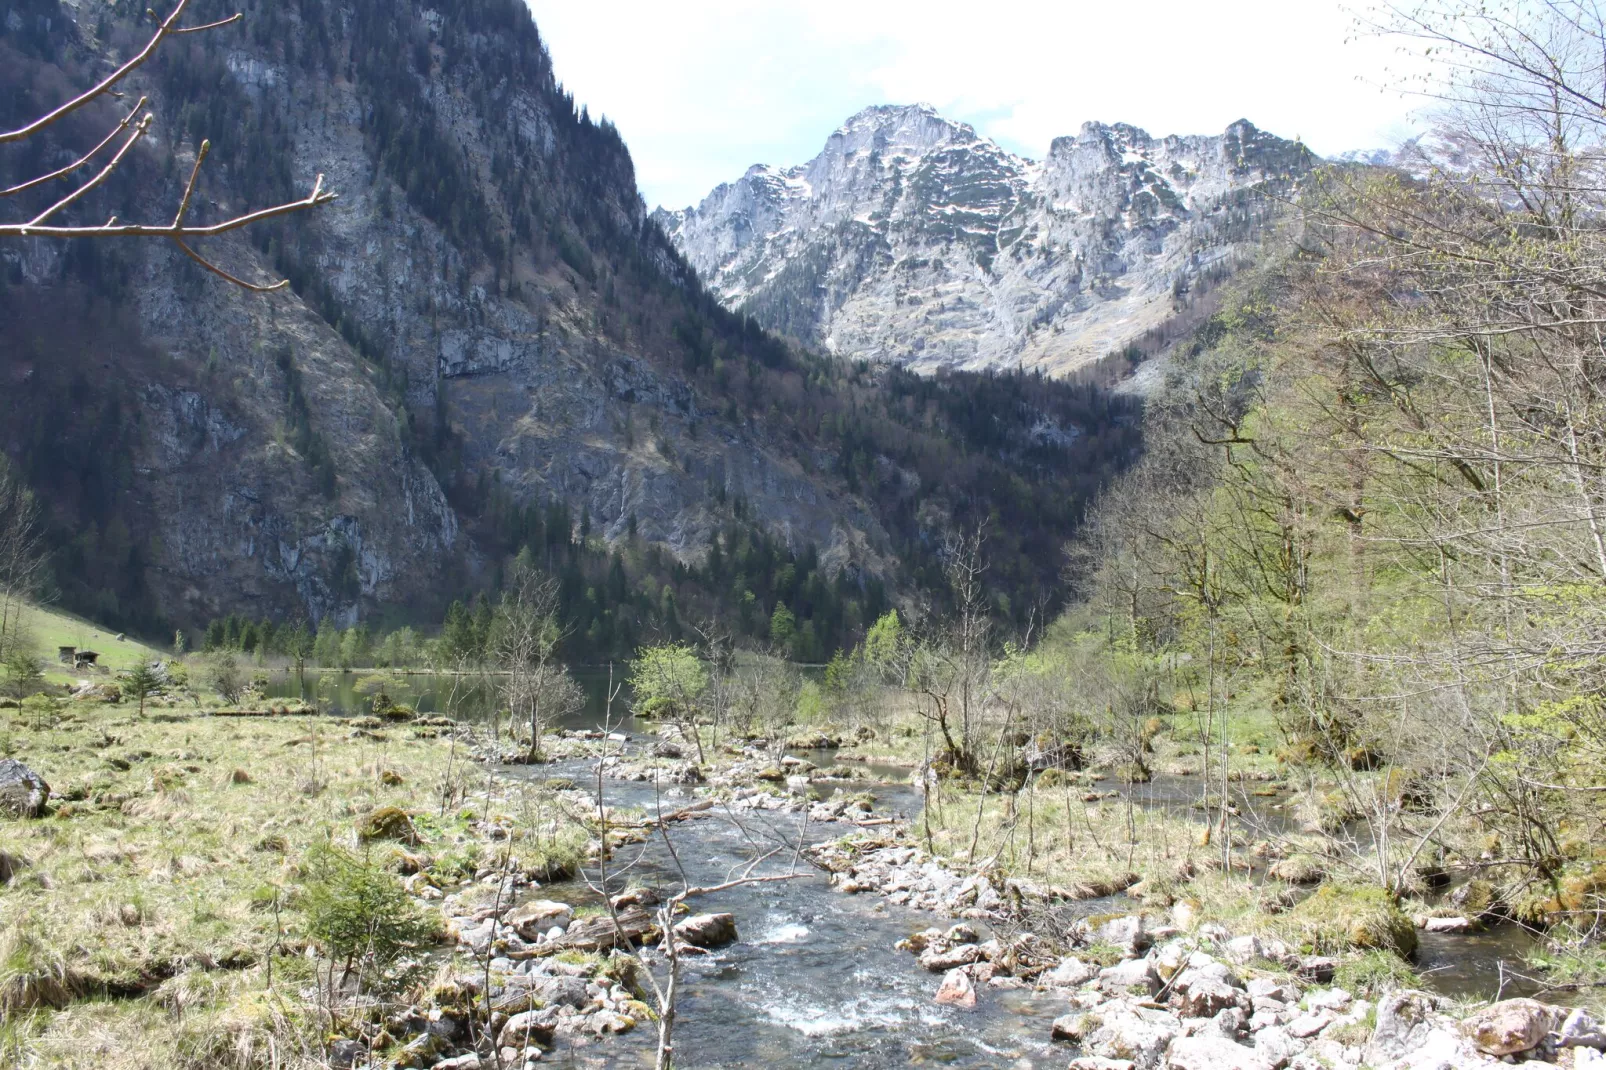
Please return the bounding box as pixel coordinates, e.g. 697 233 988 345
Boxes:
0 696 594 1069
15 602 168 685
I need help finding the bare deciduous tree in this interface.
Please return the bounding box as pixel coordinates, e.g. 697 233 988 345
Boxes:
2 0 334 290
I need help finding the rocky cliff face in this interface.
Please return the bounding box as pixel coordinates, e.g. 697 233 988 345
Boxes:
657 105 1314 375
0 0 892 629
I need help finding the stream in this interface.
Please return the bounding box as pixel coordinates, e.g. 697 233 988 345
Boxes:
267 670 1558 1036
510 765 1072 1069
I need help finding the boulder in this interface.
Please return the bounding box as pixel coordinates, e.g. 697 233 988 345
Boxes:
504 900 574 940
1365 990 1447 1065
1087 1009 1180 1070
535 975 592 1009
673 912 738 948
1078 914 1152 957
0 759 49 818
1166 1036 1274 1070
1419 916 1476 934
1043 956 1100 988
1070 1060 1137 1070
542 906 657 952
1252 1025 1303 1068
1053 1013 1099 1042
1560 1007 1606 1049
1176 978 1246 1019
433 1056 482 1070
934 967 976 1008
498 1007 558 1049
1100 957 1160 996
919 943 981 972
327 1038 366 1068
591 1011 635 1034
1304 988 1352 1012
1461 998 1556 1056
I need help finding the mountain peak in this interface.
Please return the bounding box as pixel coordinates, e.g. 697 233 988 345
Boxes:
666 106 1313 376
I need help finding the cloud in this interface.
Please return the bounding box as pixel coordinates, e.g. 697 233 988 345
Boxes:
525 0 1423 210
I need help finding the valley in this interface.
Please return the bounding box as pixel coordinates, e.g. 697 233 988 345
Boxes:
3 1 1606 1070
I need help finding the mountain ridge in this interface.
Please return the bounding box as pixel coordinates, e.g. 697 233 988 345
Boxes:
655 104 1315 376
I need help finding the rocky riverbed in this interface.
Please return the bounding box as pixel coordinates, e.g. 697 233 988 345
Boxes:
323 726 1603 1069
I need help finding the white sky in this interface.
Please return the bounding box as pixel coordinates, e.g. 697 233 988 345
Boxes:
524 1 1426 211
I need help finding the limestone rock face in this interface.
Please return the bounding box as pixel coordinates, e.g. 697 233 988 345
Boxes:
1 2 896 629
659 105 1314 378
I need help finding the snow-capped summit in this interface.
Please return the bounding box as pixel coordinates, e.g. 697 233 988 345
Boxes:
654 108 1315 376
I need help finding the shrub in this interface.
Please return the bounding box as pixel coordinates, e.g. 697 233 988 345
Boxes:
1283 884 1417 957
299 843 438 981
207 653 244 704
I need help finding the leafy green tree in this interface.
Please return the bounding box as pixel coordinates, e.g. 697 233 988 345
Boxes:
629 643 708 762
769 603 796 650
313 619 340 667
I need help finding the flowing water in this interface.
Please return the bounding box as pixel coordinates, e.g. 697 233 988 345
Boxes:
266 670 1552 1039
512 766 1074 1069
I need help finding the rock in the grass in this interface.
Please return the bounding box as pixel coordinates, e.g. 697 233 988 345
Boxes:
355 805 421 845
504 900 574 940
1286 1011 1334 1038
1100 957 1161 996
1043 956 1100 988
328 1038 366 1068
1295 956 1337 983
1461 998 1557 1055
0 759 49 818
1165 1036 1274 1070
1247 978 1301 1003
1304 988 1352 1012
1559 1007 1606 1049
498 1008 559 1049
934 967 976 1008
1224 935 1263 964
673 912 738 948
1087 1009 1180 1070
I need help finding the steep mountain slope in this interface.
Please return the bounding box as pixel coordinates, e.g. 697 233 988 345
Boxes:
0 0 895 632
657 105 1315 375
0 2 1141 643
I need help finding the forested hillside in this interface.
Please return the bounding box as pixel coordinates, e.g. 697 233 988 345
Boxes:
1051 17 1606 917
